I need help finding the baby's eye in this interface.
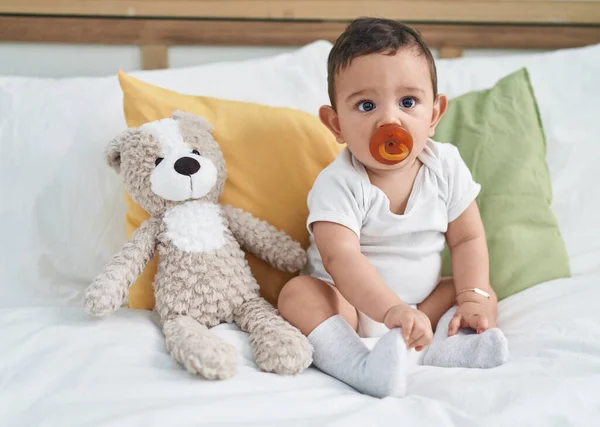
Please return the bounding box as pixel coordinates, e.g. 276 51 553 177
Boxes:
191 150 200 156
400 97 417 108
357 100 375 112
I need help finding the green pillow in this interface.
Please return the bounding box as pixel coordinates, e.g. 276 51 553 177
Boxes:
434 68 570 300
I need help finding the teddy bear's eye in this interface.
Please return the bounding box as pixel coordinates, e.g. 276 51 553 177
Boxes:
155 157 164 166
191 150 200 156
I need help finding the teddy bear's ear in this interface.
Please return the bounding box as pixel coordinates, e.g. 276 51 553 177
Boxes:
172 110 213 133
105 131 128 174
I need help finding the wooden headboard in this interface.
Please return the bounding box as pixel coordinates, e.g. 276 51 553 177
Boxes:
1 0 599 70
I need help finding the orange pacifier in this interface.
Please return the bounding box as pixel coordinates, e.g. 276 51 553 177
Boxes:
369 124 413 165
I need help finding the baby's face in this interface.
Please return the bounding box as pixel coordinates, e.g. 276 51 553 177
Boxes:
322 49 446 172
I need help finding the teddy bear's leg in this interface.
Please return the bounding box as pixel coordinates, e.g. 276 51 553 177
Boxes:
163 315 238 380
234 297 313 375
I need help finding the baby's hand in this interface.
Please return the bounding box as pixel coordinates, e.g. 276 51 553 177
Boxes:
383 304 433 351
449 300 497 336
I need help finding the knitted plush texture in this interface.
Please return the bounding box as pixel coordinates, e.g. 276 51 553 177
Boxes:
235 297 313 375
84 111 312 379
164 316 239 379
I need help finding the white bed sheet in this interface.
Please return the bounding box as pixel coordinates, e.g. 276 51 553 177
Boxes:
2 274 599 427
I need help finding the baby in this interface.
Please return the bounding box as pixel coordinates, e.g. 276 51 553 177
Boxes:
278 18 509 398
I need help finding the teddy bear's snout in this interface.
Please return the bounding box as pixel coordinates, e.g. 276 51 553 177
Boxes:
174 157 201 176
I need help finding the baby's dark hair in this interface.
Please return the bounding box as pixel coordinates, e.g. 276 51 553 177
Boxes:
327 17 438 110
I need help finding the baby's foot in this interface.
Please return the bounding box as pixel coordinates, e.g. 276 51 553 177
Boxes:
308 315 408 397
422 327 509 368
361 327 408 396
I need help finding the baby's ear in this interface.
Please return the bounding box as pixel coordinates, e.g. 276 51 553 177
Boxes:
105 130 131 174
172 110 213 133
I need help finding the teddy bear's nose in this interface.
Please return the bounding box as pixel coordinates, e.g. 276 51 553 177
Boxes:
174 157 201 176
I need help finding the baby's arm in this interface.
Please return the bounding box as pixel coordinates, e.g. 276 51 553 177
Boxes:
313 221 432 348
446 201 498 335
313 221 401 322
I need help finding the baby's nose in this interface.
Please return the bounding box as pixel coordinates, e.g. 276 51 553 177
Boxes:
376 110 403 129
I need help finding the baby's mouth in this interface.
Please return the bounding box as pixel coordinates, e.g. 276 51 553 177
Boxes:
369 124 413 165
379 140 410 162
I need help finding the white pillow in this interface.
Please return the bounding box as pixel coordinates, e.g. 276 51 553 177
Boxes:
435 43 600 277
132 40 330 113
0 41 332 307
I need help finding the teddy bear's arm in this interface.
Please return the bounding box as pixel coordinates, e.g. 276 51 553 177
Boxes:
222 205 307 273
83 217 161 316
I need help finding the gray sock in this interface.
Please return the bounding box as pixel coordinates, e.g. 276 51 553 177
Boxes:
308 314 408 398
422 306 509 369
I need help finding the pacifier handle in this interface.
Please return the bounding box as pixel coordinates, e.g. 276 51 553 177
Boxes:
369 124 413 165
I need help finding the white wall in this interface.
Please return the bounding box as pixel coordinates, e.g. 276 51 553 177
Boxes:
0 42 548 78
0 43 295 77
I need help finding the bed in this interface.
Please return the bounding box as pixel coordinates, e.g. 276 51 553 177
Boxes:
2 274 599 426
1 2 600 426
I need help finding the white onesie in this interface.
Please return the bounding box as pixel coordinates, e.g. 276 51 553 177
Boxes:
303 139 481 338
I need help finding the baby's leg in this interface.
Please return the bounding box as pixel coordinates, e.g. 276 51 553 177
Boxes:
278 276 409 398
417 277 457 333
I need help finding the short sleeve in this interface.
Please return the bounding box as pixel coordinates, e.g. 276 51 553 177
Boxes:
306 170 365 238
442 144 481 222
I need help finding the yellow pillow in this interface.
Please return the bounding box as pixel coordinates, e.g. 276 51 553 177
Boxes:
118 70 342 310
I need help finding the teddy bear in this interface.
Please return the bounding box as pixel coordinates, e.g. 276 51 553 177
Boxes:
83 110 313 379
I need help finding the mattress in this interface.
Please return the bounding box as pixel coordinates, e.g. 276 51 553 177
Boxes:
2 273 599 427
